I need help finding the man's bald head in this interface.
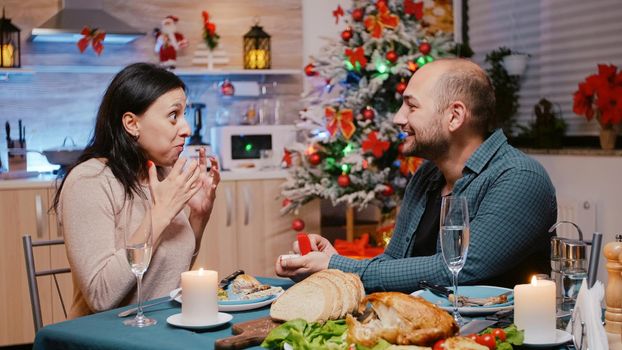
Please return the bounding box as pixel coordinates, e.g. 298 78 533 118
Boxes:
420 58 495 135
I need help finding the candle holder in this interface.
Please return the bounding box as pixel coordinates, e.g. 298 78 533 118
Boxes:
0 7 21 68
243 18 271 69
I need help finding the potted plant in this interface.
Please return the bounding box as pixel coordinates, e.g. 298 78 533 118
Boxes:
518 98 567 149
485 47 523 135
573 64 622 150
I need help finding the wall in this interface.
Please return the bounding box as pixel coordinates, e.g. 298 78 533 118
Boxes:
0 0 303 171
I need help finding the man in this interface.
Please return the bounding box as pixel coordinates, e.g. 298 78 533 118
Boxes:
276 58 557 291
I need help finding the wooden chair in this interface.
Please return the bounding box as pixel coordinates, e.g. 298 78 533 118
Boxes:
22 234 71 333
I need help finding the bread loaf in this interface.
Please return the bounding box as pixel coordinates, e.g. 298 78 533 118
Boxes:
270 269 364 323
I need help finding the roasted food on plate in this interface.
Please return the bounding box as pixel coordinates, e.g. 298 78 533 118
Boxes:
448 293 509 307
347 292 459 347
270 269 365 322
218 274 282 301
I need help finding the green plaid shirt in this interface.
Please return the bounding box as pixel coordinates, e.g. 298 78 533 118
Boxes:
329 129 557 292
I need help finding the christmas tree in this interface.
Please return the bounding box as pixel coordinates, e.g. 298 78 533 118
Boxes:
282 0 455 216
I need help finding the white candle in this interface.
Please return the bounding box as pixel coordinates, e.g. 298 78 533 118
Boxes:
514 276 556 343
181 268 218 325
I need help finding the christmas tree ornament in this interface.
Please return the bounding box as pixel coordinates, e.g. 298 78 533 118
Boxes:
281 148 293 168
308 152 322 166
364 1 399 38
352 8 365 22
341 28 353 42
362 131 391 158
407 61 418 72
362 106 376 121
282 198 292 207
403 0 424 19
382 184 395 196
77 26 106 56
291 218 306 231
345 46 368 71
397 142 404 155
325 107 356 140
386 50 398 63
419 42 431 55
338 173 351 187
220 79 235 96
304 63 317 76
396 80 407 94
416 55 435 67
333 5 345 24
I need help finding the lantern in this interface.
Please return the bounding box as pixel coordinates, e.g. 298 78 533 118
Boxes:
243 19 271 69
0 8 21 68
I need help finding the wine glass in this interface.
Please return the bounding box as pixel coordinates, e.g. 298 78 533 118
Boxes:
439 195 470 326
123 198 157 327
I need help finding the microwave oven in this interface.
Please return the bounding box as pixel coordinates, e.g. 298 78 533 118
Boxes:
210 125 297 171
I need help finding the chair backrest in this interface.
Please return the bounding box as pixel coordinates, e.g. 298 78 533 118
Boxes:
22 234 71 333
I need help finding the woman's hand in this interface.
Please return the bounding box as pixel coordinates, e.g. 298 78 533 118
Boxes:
147 157 201 234
186 147 220 218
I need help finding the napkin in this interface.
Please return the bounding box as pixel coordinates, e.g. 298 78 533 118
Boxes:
567 279 608 350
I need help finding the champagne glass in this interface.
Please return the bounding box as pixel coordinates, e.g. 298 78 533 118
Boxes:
439 195 470 326
123 198 157 327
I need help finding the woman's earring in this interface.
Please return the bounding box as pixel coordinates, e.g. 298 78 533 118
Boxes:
132 132 140 141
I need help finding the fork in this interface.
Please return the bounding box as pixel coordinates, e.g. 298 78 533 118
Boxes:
117 289 181 318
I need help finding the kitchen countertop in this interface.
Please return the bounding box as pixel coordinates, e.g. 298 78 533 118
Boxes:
0 168 290 190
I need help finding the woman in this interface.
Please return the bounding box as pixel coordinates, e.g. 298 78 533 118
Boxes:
53 62 220 318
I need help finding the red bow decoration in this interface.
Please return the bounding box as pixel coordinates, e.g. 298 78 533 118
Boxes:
362 131 390 158
77 26 106 55
403 0 424 19
399 155 423 175
333 5 345 24
345 46 368 70
325 107 356 140
364 1 399 38
281 148 293 168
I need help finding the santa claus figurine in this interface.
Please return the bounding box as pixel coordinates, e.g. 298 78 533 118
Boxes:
154 15 189 68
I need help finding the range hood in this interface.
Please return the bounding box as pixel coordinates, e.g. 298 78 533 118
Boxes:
30 0 145 44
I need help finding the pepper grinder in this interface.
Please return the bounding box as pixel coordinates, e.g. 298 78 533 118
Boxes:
604 234 622 336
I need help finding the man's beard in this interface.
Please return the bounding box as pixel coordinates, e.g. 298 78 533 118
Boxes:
401 120 449 160
161 23 175 35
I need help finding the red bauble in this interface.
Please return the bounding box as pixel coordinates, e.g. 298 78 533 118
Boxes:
292 218 305 231
386 50 398 63
308 153 322 166
381 184 394 196
362 107 375 121
282 198 292 207
419 42 431 55
304 63 317 77
396 81 407 94
220 79 235 96
341 28 353 42
352 8 364 22
338 174 351 187
397 143 404 155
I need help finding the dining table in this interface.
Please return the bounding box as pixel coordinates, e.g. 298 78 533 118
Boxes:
33 276 575 350
33 277 294 350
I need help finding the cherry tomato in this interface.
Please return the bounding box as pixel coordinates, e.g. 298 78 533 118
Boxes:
432 339 446 350
466 333 479 342
492 328 507 341
476 334 496 350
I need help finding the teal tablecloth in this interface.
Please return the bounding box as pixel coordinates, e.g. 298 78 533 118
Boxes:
33 277 294 350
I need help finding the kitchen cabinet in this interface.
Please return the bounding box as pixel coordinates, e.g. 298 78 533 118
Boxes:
192 178 320 277
0 188 53 346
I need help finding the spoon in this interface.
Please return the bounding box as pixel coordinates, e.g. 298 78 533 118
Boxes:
117 289 181 318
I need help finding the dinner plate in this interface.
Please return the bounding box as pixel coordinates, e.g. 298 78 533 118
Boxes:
169 288 283 312
412 285 514 315
522 329 572 348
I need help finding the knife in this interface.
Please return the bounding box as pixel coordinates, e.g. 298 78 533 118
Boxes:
418 280 451 298
219 269 244 289
459 319 498 336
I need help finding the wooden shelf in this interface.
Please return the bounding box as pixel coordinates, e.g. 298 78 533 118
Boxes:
16 65 301 76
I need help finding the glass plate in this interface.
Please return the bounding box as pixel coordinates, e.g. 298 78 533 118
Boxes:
412 285 514 315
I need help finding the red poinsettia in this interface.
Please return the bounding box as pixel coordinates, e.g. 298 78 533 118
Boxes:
201 11 220 50
573 64 622 128
362 131 390 158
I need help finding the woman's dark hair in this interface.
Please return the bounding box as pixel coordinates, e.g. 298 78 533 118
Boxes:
53 62 186 212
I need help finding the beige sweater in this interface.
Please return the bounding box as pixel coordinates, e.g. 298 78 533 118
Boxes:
59 159 196 318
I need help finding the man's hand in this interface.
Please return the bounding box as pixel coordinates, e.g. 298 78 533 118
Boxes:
275 251 331 282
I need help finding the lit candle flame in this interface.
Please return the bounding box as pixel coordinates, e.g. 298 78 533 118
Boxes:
198 268 204 275
531 275 538 286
